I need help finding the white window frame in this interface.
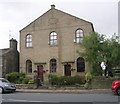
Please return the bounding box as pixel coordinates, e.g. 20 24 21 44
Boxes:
49 32 57 46
75 29 84 43
26 34 32 47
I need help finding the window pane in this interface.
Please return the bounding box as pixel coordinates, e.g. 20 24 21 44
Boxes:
80 33 83 37
54 36 57 39
54 40 57 45
50 36 54 40
76 30 80 34
50 40 54 45
80 30 83 34
80 38 83 43
29 38 32 41
76 34 80 37
29 43 32 47
76 38 80 43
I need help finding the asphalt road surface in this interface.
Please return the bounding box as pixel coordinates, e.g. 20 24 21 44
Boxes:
1 92 120 104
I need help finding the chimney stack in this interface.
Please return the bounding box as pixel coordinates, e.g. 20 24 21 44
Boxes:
51 5 55 9
10 38 17 50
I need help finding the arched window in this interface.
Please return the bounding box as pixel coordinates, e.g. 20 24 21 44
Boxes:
77 57 85 72
75 29 84 43
26 34 32 47
26 60 32 73
49 32 57 46
50 58 57 73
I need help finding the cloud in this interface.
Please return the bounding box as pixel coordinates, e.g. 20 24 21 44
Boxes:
0 0 118 49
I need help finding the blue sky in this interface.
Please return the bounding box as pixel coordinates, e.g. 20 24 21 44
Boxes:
0 0 119 49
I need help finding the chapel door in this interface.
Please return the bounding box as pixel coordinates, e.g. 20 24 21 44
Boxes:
37 65 44 82
64 64 71 76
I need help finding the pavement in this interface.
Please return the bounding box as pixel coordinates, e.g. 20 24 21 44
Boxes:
16 88 111 94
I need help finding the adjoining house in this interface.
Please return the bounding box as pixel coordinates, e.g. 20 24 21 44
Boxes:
0 38 19 77
20 5 94 84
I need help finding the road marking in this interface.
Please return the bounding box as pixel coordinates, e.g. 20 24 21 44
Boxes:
2 99 60 103
2 99 47 102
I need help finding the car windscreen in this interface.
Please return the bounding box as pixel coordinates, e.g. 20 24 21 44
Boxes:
0 79 9 83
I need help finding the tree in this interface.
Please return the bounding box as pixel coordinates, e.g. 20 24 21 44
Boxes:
78 32 120 76
104 39 119 69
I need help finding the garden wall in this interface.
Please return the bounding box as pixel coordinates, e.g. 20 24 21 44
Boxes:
91 76 115 89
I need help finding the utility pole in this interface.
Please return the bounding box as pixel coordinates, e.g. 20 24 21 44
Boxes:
0 50 2 78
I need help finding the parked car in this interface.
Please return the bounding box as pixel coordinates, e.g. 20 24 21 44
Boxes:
0 78 16 93
112 80 120 96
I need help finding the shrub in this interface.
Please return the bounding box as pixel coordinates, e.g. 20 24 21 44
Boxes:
84 82 89 89
28 80 34 84
5 72 19 83
5 72 30 84
22 78 29 84
50 75 59 85
50 75 83 86
84 70 93 89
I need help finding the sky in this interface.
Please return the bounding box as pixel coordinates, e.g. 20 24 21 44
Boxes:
0 0 119 50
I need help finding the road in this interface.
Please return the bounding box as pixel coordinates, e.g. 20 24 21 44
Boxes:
1 92 120 104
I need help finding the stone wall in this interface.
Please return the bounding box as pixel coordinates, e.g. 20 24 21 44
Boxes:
16 84 37 89
91 76 115 89
15 84 84 90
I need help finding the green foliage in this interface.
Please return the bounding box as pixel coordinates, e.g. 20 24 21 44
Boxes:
28 80 34 84
85 71 92 82
80 32 102 63
106 39 120 68
79 32 120 76
5 72 30 84
50 75 84 86
78 32 104 75
22 77 29 84
84 82 89 89
5 72 18 83
84 71 93 89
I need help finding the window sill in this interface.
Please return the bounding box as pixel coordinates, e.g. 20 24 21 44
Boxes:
25 47 33 48
48 45 58 47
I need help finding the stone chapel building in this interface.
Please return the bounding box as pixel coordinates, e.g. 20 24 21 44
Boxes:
20 5 94 83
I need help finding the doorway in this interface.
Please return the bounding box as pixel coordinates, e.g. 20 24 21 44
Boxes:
37 65 44 82
64 64 71 76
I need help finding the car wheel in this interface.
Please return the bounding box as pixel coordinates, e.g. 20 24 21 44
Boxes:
0 88 2 94
117 87 120 96
11 90 15 93
0 88 4 94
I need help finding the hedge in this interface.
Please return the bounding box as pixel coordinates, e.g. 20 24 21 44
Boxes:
50 75 84 86
5 72 30 84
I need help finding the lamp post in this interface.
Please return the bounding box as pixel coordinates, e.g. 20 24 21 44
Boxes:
0 50 2 78
115 35 120 79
